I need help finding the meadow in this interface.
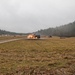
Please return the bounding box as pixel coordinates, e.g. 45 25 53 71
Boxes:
0 37 75 75
0 36 24 41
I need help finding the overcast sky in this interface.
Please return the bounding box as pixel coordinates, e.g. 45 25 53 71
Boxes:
0 0 75 33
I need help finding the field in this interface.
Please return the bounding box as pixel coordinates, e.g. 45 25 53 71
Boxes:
0 36 25 41
0 37 75 75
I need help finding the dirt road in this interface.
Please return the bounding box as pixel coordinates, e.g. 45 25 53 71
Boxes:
0 38 24 44
0 38 47 44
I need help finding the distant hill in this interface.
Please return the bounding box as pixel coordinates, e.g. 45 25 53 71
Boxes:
0 29 24 35
36 21 75 37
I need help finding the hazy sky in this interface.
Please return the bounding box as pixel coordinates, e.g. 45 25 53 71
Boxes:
0 0 75 33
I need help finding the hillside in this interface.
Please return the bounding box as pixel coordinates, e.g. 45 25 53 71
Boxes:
0 29 23 35
36 21 75 37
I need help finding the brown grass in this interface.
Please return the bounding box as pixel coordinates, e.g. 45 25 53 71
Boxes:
0 35 25 41
0 37 75 75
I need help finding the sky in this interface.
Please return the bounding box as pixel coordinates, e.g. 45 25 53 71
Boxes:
0 0 75 33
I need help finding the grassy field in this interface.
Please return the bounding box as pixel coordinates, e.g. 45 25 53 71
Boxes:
0 37 75 75
0 36 25 41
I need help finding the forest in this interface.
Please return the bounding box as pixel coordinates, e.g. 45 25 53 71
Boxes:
36 21 75 37
0 21 75 37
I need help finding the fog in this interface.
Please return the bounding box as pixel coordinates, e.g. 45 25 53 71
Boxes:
0 0 75 33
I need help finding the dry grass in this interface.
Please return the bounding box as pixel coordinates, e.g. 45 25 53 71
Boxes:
0 37 75 75
0 36 24 41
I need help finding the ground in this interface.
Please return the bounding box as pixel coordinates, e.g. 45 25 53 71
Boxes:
0 37 75 75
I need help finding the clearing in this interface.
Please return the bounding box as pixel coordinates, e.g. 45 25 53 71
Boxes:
0 37 75 75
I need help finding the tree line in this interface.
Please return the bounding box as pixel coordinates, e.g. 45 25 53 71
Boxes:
0 29 23 35
36 21 75 37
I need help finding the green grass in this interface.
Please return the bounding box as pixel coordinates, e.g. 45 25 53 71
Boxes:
0 37 75 75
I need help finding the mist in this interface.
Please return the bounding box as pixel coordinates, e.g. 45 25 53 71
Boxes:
0 0 75 33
